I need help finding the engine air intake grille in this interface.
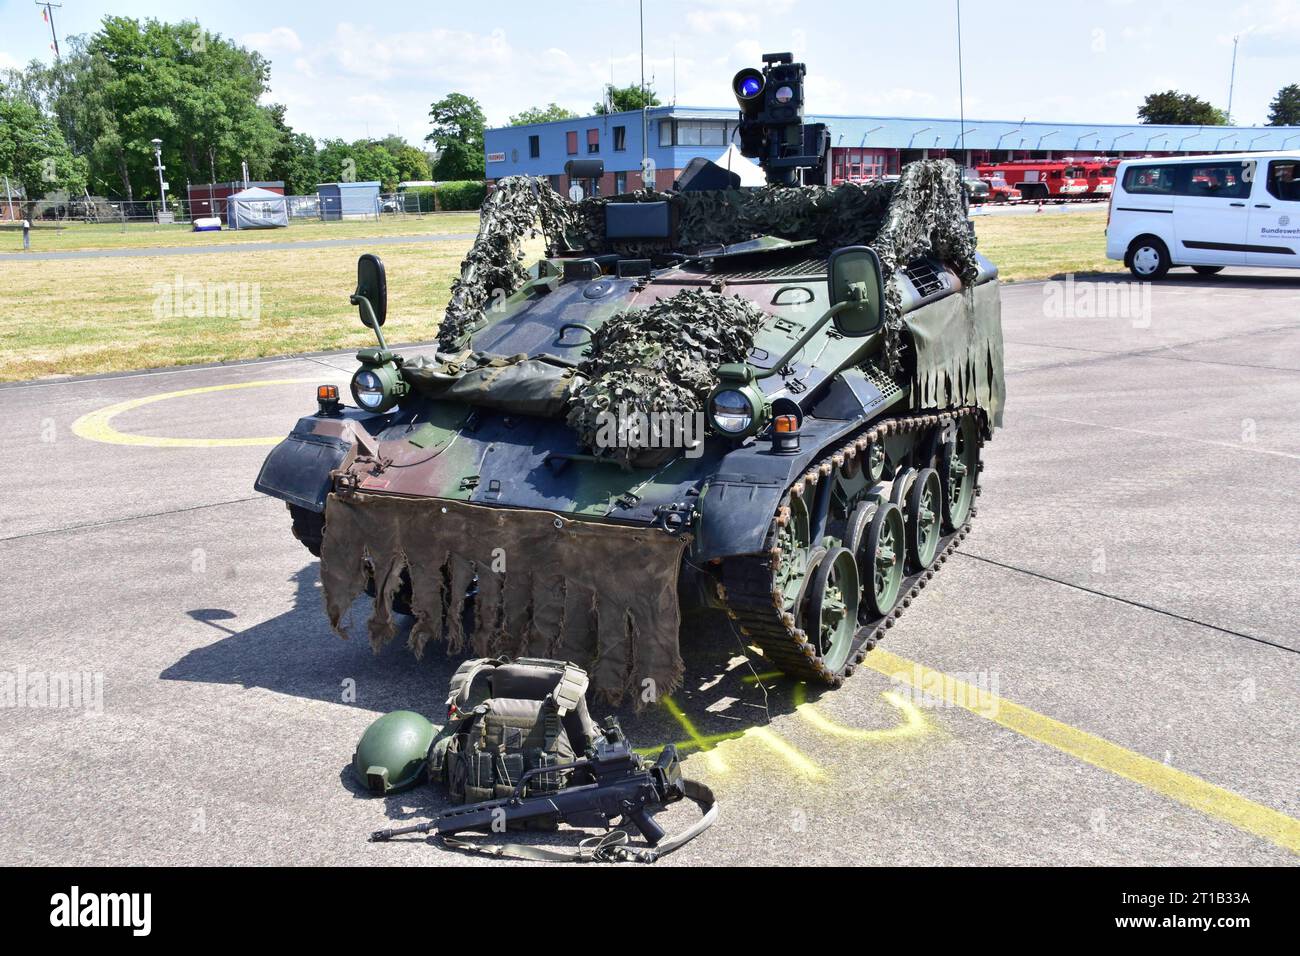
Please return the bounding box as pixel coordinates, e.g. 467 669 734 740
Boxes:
904 260 948 297
714 257 829 280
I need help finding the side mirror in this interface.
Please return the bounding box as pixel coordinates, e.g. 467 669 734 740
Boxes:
352 253 387 328
827 245 884 337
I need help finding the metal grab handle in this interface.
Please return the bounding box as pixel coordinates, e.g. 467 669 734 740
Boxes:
557 322 596 345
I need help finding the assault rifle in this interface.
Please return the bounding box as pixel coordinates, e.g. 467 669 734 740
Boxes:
369 724 688 852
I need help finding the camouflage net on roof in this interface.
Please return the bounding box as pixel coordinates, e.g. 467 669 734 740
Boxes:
437 160 979 377
564 289 769 468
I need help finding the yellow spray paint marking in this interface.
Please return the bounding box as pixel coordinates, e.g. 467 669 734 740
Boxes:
638 695 825 778
744 727 825 780
72 378 323 448
865 648 1300 856
794 685 930 741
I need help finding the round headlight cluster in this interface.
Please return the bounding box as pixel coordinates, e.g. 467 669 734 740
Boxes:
710 389 754 434
707 383 767 439
352 369 386 409
350 364 406 413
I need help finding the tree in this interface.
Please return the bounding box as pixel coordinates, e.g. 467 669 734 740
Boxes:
509 103 578 126
266 104 320 195
1268 84 1300 126
378 134 432 183
0 79 87 213
36 17 280 200
1138 90 1227 126
425 92 486 180
593 83 660 115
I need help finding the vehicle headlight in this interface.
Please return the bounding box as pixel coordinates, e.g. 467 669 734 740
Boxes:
708 384 767 437
350 363 406 413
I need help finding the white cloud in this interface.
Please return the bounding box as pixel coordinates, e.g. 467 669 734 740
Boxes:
240 27 304 54
0 51 23 71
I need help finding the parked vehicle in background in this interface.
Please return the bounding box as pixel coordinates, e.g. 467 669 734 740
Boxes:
1106 152 1300 278
981 175 1022 202
1081 159 1118 196
963 176 991 204
976 160 1091 200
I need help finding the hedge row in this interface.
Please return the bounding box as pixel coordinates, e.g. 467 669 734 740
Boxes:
404 181 488 212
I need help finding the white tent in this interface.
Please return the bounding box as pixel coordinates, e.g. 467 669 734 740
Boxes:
714 144 767 187
227 186 288 229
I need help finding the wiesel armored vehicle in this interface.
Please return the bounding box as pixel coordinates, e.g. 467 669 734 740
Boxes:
256 54 1005 705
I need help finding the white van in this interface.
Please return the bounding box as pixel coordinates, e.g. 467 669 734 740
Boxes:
1106 152 1300 279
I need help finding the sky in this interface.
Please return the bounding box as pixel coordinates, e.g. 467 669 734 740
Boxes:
2 0 1298 143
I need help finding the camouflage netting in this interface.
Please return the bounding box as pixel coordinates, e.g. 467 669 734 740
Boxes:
436 160 992 416
564 289 769 468
439 177 580 350
321 493 690 707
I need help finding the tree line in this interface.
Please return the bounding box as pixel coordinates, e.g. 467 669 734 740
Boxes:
2 14 1297 212
0 16 457 208
1138 85 1299 126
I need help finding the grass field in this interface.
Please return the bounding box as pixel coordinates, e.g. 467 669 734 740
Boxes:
0 207 1119 382
973 208 1120 280
0 243 468 380
1 213 480 251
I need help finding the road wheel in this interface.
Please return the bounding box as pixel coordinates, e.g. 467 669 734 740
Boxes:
1127 237 1171 280
941 417 979 532
1193 265 1224 276
862 501 905 618
905 467 943 571
804 547 859 674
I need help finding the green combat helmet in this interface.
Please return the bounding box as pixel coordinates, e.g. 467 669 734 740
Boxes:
352 710 436 794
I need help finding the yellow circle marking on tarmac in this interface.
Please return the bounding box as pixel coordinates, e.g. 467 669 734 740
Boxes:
71 378 324 448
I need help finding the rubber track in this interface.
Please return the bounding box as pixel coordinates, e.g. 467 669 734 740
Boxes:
715 408 982 686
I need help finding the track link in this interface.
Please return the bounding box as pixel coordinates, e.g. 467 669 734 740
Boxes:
716 408 982 686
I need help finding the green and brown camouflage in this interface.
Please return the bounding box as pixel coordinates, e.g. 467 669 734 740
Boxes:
256 61 1005 706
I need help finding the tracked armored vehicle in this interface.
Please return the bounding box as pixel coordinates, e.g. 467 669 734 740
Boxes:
256 55 1005 705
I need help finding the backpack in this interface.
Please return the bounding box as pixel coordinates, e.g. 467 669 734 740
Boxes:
428 657 599 805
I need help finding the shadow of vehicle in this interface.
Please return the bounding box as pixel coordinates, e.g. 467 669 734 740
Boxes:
162 561 819 828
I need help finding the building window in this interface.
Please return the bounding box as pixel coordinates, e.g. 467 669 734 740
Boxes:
613 126 627 151
660 119 732 147
566 131 578 155
528 135 540 159
587 128 599 153
615 171 627 193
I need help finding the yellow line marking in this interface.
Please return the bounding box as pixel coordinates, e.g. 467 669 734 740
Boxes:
794 685 930 740
865 648 1300 855
71 378 323 448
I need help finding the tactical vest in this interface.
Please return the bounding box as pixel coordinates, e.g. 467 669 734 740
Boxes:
429 658 598 805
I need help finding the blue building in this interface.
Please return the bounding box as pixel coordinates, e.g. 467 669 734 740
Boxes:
485 107 1300 193
317 181 381 220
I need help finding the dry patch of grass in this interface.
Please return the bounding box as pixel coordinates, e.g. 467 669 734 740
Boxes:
0 244 466 381
972 208 1124 282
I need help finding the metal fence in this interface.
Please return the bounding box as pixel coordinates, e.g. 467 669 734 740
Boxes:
0 192 445 229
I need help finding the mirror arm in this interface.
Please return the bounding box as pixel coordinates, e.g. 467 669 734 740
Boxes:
351 294 389 351
750 301 852 380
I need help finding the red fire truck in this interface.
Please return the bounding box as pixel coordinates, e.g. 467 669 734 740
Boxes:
1079 159 1118 196
975 160 1091 200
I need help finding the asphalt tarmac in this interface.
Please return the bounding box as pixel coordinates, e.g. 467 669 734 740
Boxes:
1 269 1297 866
